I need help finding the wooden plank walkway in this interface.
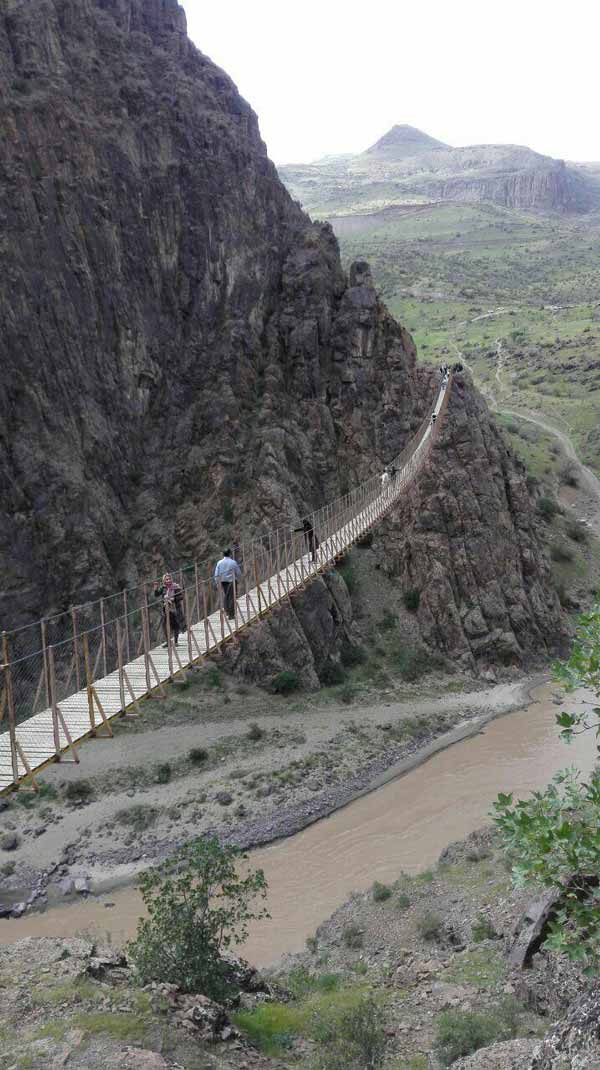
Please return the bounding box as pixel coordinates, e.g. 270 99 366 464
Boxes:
0 379 451 793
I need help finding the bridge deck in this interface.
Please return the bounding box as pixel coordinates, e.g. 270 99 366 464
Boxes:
0 378 450 792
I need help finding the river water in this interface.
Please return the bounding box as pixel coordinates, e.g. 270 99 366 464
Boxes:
0 681 596 966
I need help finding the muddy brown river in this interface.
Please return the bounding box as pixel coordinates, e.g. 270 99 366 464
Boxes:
0 681 596 966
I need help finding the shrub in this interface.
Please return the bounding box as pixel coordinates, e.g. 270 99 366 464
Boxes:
319 662 346 687
312 993 386 1070
338 684 358 705
403 588 421 612
232 1001 298 1053
417 911 444 942
189 746 208 765
392 644 429 682
115 804 159 832
340 642 367 668
271 670 301 695
434 1000 522 1067
342 924 364 950
64 780 94 804
206 665 223 689
396 893 411 911
128 836 269 998
1 860 16 876
550 542 574 563
155 762 171 785
287 967 341 997
247 722 264 742
566 520 587 543
379 609 397 632
559 463 579 487
537 495 560 519
472 916 499 942
372 881 392 902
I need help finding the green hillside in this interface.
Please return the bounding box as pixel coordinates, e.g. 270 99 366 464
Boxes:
331 201 600 476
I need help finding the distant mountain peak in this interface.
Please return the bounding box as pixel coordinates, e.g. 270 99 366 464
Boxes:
365 124 450 157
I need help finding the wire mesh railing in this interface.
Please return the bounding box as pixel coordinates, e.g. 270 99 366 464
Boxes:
0 377 451 791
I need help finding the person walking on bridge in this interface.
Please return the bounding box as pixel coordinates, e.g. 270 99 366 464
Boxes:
294 517 319 564
154 572 184 647
380 469 390 500
214 549 242 620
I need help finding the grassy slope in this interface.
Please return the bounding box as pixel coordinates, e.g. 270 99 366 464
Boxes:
325 201 600 476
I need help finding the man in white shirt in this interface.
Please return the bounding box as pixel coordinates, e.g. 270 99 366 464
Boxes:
213 550 242 620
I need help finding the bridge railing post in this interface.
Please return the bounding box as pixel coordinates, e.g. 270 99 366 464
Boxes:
141 585 152 693
122 590 131 664
71 606 81 693
100 598 108 679
2 631 20 786
116 618 126 713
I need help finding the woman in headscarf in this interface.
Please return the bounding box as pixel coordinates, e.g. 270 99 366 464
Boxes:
154 572 184 646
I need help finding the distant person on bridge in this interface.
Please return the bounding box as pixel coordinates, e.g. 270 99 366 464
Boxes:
431 412 437 427
154 573 184 647
295 517 319 563
380 469 390 498
214 550 242 620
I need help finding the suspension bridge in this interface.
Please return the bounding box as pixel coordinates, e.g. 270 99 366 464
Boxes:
0 377 452 794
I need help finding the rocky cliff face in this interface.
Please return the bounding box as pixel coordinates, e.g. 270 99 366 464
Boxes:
0 0 564 670
437 159 591 212
0 0 419 622
377 373 565 671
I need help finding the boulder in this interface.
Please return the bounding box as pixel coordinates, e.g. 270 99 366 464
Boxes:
530 992 600 1069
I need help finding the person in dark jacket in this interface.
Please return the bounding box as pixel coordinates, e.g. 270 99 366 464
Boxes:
295 517 319 563
154 572 184 646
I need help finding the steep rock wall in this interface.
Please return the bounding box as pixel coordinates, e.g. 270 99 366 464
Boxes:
377 372 566 669
0 0 564 672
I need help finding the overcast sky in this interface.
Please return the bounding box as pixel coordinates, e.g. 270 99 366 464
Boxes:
184 0 599 166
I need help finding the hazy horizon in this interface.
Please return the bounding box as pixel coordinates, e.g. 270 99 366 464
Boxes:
184 0 600 167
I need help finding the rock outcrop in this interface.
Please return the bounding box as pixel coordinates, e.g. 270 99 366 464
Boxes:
377 372 566 670
0 0 563 671
530 992 600 1069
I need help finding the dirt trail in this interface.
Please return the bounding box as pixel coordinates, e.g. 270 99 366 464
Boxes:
453 311 600 537
500 408 600 536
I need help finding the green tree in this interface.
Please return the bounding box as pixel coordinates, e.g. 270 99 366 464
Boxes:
493 605 600 971
128 836 269 998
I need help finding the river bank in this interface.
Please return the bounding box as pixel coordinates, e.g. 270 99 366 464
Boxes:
1 675 596 966
0 823 590 1070
0 664 537 918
